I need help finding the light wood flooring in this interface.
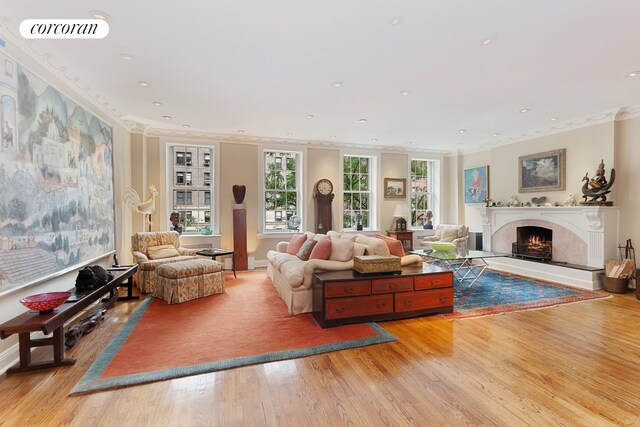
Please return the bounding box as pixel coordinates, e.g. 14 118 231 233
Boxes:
1 277 639 427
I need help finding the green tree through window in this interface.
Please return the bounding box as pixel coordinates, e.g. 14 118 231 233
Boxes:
264 151 300 231
343 155 371 229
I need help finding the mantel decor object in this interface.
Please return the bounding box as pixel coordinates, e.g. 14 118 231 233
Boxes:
580 159 615 205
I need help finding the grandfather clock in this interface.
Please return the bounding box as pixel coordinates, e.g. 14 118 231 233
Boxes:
313 179 334 234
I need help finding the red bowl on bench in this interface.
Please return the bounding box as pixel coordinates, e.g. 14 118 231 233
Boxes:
20 291 72 313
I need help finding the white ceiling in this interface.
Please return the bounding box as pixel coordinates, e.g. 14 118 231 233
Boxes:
1 0 640 153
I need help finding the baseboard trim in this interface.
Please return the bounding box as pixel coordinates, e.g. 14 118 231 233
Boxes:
0 342 19 375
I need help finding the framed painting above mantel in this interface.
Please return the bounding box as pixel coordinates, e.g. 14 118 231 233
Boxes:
518 149 566 193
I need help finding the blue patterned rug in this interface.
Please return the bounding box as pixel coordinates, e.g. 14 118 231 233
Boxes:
439 270 609 319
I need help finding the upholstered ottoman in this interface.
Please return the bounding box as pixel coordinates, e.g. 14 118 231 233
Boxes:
154 259 225 304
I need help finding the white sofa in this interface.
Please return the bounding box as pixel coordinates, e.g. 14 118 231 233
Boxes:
267 231 423 314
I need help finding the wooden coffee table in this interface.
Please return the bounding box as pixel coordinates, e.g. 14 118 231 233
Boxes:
196 248 236 278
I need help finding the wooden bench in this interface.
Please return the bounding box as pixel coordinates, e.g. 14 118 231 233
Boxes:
0 265 138 373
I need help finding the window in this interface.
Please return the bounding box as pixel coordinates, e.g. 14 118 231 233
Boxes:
263 150 302 232
343 155 375 229
176 152 185 165
410 158 439 228
169 145 214 234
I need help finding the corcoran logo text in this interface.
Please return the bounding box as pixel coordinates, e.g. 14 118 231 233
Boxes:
19 19 109 39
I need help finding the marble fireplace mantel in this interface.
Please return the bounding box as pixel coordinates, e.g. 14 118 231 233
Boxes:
478 206 620 269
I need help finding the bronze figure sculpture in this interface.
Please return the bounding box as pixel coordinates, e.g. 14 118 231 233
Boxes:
581 159 615 205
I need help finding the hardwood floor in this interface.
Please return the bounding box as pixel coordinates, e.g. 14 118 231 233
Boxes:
1 279 639 426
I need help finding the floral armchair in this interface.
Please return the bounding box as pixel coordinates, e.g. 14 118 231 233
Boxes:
131 231 197 293
420 224 469 249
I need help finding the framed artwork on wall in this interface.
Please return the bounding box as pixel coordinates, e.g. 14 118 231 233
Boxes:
0 50 116 296
518 149 566 192
464 166 489 203
384 178 406 198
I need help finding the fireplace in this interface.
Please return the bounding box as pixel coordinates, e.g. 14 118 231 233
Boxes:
512 226 552 261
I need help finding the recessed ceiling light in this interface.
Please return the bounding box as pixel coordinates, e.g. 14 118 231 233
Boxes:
330 135 337 138
458 129 466 133
371 138 378 142
138 81 150 87
519 108 529 113
306 114 314 119
407 141 413 145
162 115 171 120
358 118 367 123
332 81 343 88
481 38 495 46
89 10 112 22
625 71 639 77
237 129 245 133
549 117 558 121
286 132 293 136
493 132 500 137
182 124 191 128
152 101 162 106
400 90 410 96
388 16 404 26
120 54 133 61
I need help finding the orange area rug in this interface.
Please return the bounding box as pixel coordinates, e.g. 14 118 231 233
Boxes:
71 271 396 394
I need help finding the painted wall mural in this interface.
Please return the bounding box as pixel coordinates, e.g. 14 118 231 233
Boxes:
0 51 115 295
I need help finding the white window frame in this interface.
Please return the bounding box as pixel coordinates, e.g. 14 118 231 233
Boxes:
341 152 378 231
259 148 304 236
409 157 441 229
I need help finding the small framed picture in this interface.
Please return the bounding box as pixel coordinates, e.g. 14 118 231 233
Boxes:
384 178 406 198
464 166 489 203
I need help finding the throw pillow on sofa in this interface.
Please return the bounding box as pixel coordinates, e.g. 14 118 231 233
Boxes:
309 236 332 260
329 237 354 262
296 239 317 261
147 244 180 260
286 233 308 255
374 233 406 257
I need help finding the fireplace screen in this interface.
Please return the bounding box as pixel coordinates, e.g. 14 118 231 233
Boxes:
512 226 552 260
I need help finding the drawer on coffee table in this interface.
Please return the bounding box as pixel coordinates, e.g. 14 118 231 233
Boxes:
414 273 452 290
325 295 393 319
395 289 453 312
324 280 371 298
371 276 413 294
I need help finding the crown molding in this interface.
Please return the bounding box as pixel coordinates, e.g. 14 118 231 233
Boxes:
0 15 135 130
140 127 449 156
441 108 624 157
614 105 640 121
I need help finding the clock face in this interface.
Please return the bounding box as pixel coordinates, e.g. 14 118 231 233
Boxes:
316 179 333 195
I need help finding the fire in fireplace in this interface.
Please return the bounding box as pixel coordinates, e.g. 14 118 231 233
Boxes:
512 226 552 261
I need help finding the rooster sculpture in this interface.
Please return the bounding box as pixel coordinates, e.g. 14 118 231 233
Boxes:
123 184 159 231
